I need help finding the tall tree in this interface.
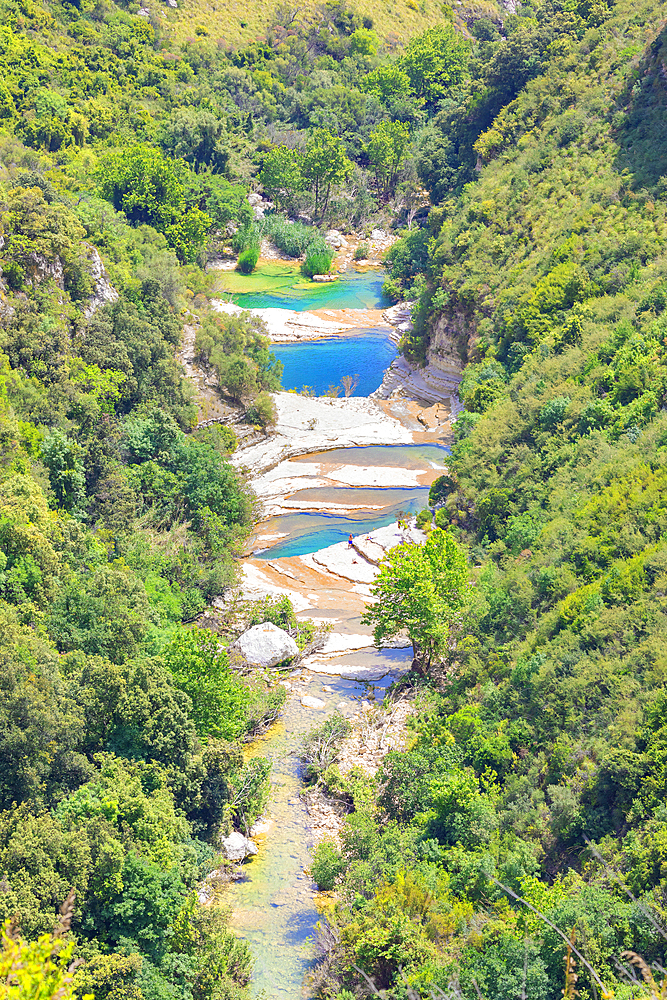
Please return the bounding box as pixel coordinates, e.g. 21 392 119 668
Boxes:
366 120 411 201
258 145 305 211
302 128 351 220
361 528 469 669
399 23 470 107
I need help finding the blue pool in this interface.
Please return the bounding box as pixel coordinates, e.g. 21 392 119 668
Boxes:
272 329 397 397
253 486 432 559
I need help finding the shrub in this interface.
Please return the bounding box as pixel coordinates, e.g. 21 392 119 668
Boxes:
382 276 402 302
264 215 323 257
429 473 457 505
230 758 271 831
301 250 333 278
244 391 277 429
300 713 351 782
416 508 432 529
236 246 259 274
434 507 449 528
354 243 370 260
311 840 345 890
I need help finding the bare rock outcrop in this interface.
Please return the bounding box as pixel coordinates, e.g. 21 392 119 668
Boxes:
83 247 119 318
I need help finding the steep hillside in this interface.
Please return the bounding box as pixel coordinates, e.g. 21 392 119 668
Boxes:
308 3 667 999
161 0 449 49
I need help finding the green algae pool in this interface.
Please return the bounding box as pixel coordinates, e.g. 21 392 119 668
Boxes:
213 263 389 311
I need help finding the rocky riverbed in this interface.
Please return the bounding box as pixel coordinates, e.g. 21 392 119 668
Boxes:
184 250 462 998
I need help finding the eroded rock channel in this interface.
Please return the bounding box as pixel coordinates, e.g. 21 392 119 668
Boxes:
196 265 461 996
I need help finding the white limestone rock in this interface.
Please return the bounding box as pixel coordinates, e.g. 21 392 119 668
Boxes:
235 622 299 668
84 247 119 319
301 694 326 709
221 831 258 861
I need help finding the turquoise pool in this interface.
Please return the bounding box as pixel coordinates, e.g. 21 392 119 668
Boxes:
214 263 389 311
272 329 397 397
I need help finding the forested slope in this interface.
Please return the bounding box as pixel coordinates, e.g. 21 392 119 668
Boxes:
309 2 667 998
0 0 490 990
3 0 667 993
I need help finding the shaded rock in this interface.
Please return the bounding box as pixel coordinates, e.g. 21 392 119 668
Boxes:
248 192 273 219
221 831 258 861
235 622 299 668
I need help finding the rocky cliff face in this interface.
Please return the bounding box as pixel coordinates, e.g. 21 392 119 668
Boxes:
428 308 473 374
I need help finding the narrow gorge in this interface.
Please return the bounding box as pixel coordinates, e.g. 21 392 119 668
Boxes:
196 259 461 995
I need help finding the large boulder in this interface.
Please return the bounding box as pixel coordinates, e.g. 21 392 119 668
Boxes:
235 622 299 668
221 831 258 862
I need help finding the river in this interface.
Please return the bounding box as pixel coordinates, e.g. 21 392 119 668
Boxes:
220 265 451 997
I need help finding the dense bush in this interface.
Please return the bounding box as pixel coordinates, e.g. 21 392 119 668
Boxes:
236 245 259 273
301 250 334 278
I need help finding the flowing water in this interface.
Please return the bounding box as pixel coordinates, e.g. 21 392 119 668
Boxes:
228 667 407 998
214 263 389 311
272 330 397 397
226 275 446 996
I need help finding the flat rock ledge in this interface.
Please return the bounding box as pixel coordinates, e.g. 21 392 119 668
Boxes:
232 392 413 476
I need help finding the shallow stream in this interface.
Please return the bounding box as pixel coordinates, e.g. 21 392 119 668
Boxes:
252 444 448 558
228 666 406 997
226 274 445 995
253 487 430 558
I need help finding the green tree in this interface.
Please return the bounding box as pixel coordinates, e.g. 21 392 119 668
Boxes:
48 565 152 663
97 145 185 230
399 24 470 106
258 146 305 211
159 107 230 173
214 355 259 404
162 627 251 741
361 528 469 669
360 64 412 103
170 895 252 1000
348 27 378 56
40 429 87 516
0 911 80 1000
73 953 143 1000
302 129 352 220
366 121 411 200
165 206 212 264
